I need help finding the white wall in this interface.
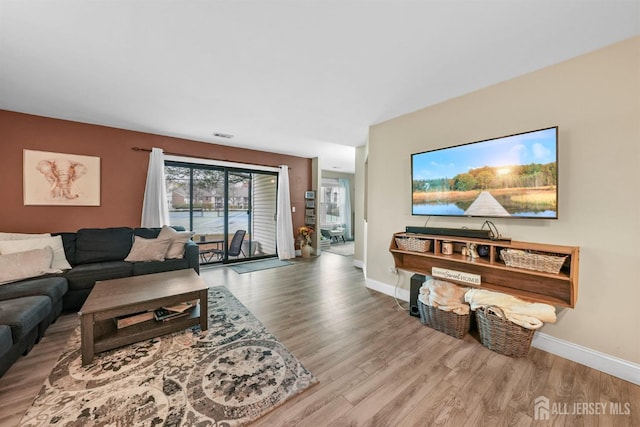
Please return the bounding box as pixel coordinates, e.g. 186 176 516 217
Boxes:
365 37 640 363
354 145 367 266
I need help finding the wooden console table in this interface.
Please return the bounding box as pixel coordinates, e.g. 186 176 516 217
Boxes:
390 232 579 308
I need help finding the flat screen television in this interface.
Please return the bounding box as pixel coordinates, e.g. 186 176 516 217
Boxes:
411 127 558 219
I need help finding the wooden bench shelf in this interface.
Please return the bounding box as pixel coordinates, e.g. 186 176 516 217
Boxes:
390 232 580 307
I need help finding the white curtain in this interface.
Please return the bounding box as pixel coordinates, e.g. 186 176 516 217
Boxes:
339 178 352 240
276 165 296 259
141 147 170 227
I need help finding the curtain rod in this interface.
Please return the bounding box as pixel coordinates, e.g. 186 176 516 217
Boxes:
131 147 290 170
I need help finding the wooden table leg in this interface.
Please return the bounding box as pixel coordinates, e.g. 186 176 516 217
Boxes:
80 313 95 366
199 289 208 331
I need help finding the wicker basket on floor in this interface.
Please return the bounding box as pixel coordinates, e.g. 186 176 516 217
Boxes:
417 299 470 339
395 237 431 253
475 306 535 357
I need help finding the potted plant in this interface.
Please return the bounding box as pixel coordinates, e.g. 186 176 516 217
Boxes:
297 226 314 258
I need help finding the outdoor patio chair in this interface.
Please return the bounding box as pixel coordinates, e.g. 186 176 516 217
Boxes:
213 230 246 259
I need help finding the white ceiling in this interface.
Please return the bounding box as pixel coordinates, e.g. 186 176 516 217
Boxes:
1 1 638 173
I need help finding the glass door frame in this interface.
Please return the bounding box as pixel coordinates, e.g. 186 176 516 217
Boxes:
165 160 279 265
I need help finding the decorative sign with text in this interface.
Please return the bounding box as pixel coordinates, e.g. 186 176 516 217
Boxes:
432 267 481 286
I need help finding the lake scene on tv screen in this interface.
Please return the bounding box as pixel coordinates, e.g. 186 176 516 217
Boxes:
412 128 557 218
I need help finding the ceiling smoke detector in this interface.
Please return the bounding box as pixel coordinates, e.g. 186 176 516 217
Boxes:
213 132 234 139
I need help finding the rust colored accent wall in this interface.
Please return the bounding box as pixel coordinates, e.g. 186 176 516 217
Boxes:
0 110 311 233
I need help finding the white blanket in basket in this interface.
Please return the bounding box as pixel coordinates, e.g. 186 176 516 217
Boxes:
419 278 470 315
464 289 556 329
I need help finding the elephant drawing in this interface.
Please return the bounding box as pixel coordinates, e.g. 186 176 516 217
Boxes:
36 159 87 199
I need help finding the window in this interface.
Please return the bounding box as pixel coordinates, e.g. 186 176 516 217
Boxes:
320 179 345 227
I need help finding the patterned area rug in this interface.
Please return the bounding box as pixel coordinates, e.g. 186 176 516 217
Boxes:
20 287 317 426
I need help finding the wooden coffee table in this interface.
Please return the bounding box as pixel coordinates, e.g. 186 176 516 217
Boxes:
79 269 208 365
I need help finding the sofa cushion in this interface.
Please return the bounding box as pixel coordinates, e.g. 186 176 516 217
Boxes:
54 232 77 266
133 226 186 240
75 227 133 264
65 261 133 292
133 228 161 239
0 296 51 341
0 235 72 271
0 247 59 285
132 258 190 276
0 325 11 358
0 276 67 304
124 236 171 262
0 276 67 323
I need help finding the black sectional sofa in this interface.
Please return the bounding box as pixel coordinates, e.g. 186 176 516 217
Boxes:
0 226 199 377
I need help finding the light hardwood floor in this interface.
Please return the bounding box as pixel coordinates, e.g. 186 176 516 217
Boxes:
1 252 638 426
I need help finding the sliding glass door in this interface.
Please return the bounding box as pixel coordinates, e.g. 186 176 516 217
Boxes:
165 162 278 264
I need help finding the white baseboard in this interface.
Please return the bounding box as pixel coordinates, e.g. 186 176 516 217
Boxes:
365 277 410 303
353 259 364 269
532 333 640 385
366 278 640 386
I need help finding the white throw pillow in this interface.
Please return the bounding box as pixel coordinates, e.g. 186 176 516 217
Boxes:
0 247 58 285
0 232 51 241
157 225 195 259
0 235 71 270
124 236 172 262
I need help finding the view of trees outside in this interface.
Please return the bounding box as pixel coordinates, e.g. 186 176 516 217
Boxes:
164 165 249 238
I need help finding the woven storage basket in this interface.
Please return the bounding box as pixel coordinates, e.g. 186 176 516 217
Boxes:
395 237 431 253
500 249 566 274
475 306 535 357
417 299 470 339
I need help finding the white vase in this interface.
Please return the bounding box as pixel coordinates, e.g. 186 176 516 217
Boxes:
301 245 312 258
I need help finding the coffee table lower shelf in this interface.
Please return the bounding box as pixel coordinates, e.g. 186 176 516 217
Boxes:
79 270 209 366
93 306 201 354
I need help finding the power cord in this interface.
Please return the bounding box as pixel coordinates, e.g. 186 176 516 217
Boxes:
482 220 501 240
393 271 409 311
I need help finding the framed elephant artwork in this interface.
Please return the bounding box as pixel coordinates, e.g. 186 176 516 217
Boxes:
23 149 101 206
